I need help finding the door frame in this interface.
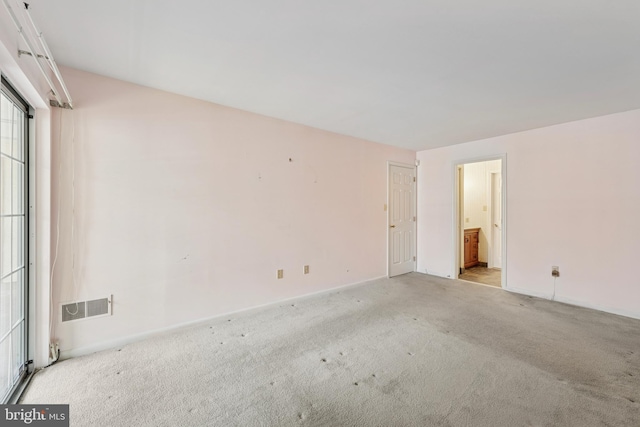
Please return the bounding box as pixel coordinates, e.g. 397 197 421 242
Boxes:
387 161 417 277
457 165 465 274
489 171 502 269
452 154 507 288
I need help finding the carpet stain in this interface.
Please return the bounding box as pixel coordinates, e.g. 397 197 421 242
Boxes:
381 379 400 395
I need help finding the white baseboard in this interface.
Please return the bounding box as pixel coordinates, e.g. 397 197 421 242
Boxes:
505 286 552 300
424 270 453 279
59 275 388 360
506 286 640 321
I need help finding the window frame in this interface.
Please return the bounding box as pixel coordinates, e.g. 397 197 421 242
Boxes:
0 75 31 404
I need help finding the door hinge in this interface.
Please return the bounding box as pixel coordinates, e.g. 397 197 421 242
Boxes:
413 176 416 182
413 256 416 262
413 216 416 222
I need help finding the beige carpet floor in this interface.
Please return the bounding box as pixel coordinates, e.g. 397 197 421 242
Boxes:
21 273 640 426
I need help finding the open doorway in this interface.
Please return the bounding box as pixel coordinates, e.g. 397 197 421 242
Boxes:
455 158 504 288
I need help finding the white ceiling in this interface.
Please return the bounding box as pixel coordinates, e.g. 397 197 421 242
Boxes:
25 0 640 151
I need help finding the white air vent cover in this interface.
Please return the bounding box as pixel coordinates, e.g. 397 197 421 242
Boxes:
61 295 112 323
61 302 86 322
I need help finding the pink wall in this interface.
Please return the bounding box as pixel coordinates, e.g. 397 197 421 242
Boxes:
51 67 414 355
417 109 640 319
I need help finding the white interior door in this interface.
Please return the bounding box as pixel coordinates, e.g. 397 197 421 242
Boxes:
389 164 416 277
491 172 502 269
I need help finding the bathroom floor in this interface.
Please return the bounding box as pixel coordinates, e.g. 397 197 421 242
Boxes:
459 266 502 287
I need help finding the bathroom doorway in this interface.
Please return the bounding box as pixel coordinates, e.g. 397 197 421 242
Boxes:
455 158 504 288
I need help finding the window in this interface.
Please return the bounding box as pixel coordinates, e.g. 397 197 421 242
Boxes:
0 76 29 403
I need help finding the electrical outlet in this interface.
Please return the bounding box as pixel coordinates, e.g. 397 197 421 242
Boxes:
552 266 560 277
49 342 59 360
277 269 284 279
304 265 309 274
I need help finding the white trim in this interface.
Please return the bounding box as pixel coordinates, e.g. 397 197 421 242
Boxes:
506 287 640 321
488 171 497 268
447 164 464 279
505 286 550 299
27 104 36 372
0 36 48 109
2 35 53 368
59 275 389 360
452 154 507 288
500 156 507 289
387 161 415 168
33 108 51 368
452 163 461 279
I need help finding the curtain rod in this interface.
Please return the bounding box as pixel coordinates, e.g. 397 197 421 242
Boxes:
2 0 73 109
23 2 73 109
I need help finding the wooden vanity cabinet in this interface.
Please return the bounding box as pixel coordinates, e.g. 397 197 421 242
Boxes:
464 228 480 269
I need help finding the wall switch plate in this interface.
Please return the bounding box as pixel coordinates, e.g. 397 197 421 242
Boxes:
304 265 309 274
277 269 284 279
552 266 560 277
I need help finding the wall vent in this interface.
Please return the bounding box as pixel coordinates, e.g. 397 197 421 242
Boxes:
61 302 86 322
61 296 112 323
